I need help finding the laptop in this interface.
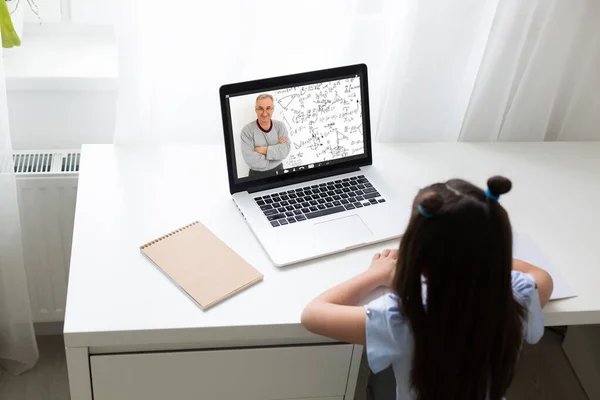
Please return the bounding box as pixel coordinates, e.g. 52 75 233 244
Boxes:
219 64 409 267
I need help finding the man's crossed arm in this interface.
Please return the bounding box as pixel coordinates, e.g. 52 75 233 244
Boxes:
254 137 287 155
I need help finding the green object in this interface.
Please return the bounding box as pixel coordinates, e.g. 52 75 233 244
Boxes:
1 0 21 48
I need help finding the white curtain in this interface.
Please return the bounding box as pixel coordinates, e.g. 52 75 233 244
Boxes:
376 0 501 142
0 49 38 374
459 0 600 141
113 0 600 144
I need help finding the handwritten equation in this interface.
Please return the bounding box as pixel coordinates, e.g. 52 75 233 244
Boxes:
271 77 364 168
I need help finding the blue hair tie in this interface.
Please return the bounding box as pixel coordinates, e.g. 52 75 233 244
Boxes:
485 188 500 201
418 204 433 218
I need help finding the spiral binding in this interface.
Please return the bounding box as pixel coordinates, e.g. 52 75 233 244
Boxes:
139 221 200 250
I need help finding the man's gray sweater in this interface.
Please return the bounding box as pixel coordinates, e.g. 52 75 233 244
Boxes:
240 119 291 172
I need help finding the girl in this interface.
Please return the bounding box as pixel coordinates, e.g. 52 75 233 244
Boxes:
301 176 553 400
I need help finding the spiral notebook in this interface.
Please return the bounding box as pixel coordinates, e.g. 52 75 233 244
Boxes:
140 221 263 310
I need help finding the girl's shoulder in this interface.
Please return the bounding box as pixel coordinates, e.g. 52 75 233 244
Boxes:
365 292 401 316
511 270 538 306
364 293 410 373
511 270 545 344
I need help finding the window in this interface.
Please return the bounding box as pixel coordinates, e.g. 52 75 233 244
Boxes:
70 0 113 24
17 0 113 24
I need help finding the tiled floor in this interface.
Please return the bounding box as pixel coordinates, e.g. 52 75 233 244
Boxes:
0 329 589 400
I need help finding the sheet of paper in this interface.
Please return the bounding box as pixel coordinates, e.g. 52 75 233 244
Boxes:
513 233 576 301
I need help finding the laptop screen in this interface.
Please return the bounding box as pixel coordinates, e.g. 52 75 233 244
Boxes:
220 64 372 193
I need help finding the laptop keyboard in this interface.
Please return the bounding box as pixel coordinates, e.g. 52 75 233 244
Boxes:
253 175 386 227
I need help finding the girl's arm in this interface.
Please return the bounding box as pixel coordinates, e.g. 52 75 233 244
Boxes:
512 259 554 307
301 250 397 345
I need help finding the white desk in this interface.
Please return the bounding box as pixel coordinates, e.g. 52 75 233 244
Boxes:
64 142 600 400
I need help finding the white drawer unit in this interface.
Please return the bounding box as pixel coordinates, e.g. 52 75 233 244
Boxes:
90 344 354 400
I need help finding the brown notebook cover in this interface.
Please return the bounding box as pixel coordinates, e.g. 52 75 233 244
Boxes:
140 221 263 309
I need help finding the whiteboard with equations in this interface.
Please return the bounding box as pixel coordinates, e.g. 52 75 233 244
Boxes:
271 76 365 169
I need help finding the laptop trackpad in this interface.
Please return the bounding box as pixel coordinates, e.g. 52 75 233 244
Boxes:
314 214 374 248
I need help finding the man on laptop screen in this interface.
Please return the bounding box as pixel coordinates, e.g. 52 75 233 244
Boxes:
240 94 292 178
230 76 365 181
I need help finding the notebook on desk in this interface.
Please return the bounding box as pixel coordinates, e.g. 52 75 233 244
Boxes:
140 221 263 309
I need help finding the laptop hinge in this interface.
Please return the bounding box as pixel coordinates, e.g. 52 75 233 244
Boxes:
247 166 361 194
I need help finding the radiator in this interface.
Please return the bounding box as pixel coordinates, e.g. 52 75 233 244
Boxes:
13 150 80 323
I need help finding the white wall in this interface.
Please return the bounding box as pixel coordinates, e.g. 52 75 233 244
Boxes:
230 93 260 178
7 90 116 149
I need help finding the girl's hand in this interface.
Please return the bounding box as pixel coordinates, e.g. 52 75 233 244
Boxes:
369 249 398 287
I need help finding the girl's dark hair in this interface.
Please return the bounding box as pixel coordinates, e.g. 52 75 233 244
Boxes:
394 176 525 400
